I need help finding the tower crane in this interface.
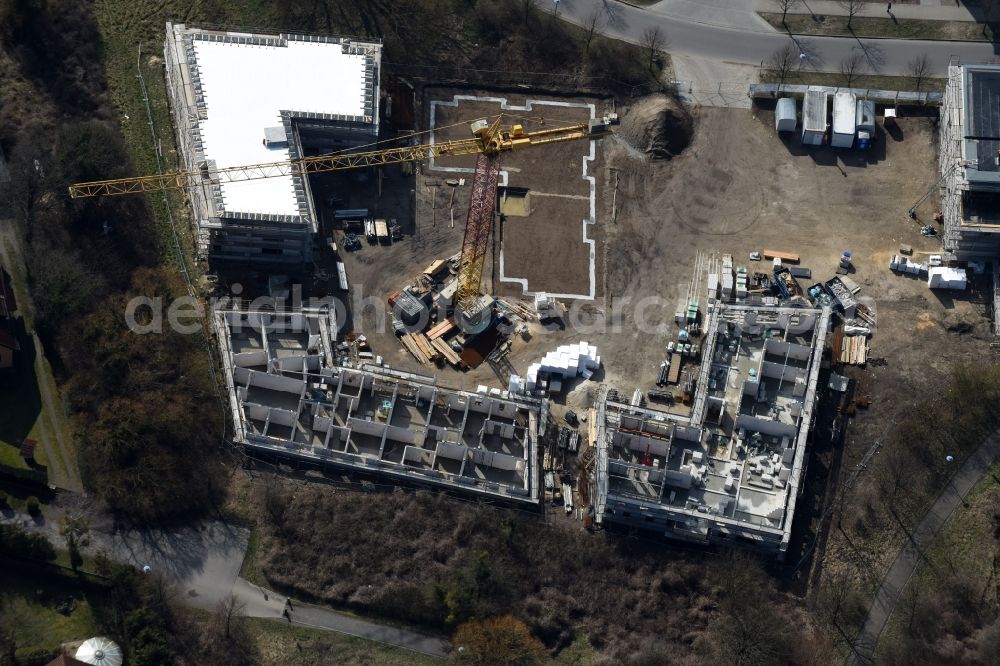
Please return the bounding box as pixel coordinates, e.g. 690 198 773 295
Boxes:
67 114 613 315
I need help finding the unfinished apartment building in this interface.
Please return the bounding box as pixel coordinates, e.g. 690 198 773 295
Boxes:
164 22 380 268
215 306 542 503
593 303 831 559
940 62 1000 259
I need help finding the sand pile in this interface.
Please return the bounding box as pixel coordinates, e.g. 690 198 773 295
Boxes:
616 95 693 160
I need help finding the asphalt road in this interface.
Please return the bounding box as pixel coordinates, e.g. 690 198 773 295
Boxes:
552 0 999 77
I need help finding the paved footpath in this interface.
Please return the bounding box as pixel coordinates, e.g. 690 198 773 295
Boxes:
225 578 449 659
107 521 449 659
848 430 1000 664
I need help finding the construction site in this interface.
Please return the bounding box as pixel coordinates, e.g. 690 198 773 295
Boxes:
62 23 998 561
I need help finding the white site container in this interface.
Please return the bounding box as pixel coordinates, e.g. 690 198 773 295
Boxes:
775 97 796 132
801 88 828 146
832 91 857 148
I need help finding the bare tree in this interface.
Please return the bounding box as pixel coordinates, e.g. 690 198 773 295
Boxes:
641 26 666 71
584 8 605 56
837 0 864 30
775 0 801 26
840 50 865 87
908 53 931 91
768 44 798 84
216 594 247 640
59 512 91 571
521 0 536 24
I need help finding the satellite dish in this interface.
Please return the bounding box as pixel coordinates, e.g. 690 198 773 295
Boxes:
75 637 123 666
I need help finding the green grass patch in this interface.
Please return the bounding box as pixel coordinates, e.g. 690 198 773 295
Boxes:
760 69 944 94
0 565 106 662
239 528 260 585
552 634 597 664
0 442 29 470
244 616 442 665
760 12 992 42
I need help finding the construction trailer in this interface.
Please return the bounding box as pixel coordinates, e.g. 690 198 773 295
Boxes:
775 97 796 133
832 91 857 149
855 99 876 150
801 88 828 146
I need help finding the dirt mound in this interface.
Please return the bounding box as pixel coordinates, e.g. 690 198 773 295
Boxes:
617 95 693 160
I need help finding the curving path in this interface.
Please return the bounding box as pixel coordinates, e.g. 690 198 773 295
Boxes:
847 430 1000 664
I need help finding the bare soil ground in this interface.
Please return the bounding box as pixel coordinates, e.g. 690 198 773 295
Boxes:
428 91 608 300
334 91 992 440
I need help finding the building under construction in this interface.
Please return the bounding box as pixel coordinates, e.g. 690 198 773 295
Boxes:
591 302 831 559
940 62 1000 259
164 22 381 268
215 304 543 504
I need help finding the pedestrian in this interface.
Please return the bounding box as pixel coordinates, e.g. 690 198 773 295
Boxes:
887 2 892 13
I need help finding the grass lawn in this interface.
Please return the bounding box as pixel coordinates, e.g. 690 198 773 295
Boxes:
0 565 108 662
239 528 260 585
760 69 945 93
243 616 442 665
760 12 993 42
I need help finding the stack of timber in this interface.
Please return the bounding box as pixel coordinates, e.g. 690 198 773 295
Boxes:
431 337 464 367
839 335 868 365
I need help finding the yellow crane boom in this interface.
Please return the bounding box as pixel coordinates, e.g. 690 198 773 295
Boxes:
68 114 610 317
66 116 598 198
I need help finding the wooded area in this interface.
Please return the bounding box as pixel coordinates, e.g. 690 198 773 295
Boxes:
1 0 227 522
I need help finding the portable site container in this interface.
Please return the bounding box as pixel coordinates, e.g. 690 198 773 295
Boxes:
775 97 796 132
801 88 828 146
855 99 876 150
832 92 858 149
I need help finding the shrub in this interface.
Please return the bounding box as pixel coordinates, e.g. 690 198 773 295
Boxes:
452 615 546 666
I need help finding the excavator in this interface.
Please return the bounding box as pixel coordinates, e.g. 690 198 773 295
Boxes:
67 113 615 318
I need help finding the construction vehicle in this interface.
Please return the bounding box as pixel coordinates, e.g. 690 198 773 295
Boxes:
68 114 614 320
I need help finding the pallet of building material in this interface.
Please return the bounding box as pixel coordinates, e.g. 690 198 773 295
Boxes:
498 298 536 321
763 249 800 264
400 333 431 366
856 337 868 365
856 303 876 327
427 317 457 341
431 336 464 367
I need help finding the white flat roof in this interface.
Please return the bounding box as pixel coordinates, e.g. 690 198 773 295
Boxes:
833 91 857 136
802 89 827 132
192 38 370 217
